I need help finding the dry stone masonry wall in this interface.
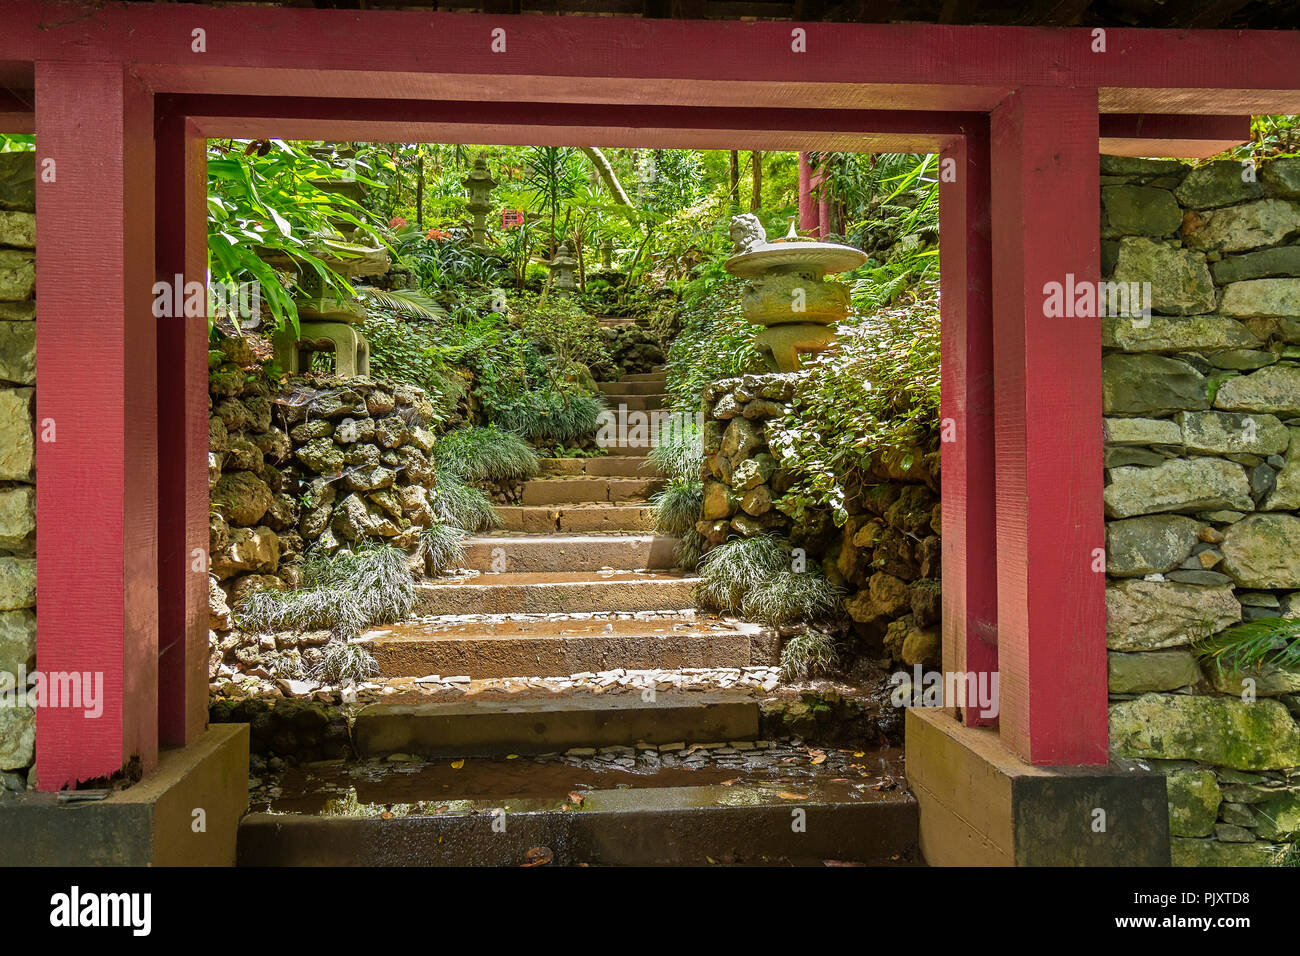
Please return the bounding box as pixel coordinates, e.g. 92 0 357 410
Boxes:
208 347 437 676
0 152 35 790
700 374 941 669
1100 154 1300 865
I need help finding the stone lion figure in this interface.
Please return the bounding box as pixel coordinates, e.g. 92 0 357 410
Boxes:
729 213 767 255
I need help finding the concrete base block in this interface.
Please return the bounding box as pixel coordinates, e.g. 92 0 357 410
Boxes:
905 707 1169 866
0 723 249 866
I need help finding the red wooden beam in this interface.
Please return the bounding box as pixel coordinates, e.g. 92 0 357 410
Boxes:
35 61 160 790
155 114 210 749
989 87 1107 765
1099 112 1250 159
3 5 1300 114
939 122 998 728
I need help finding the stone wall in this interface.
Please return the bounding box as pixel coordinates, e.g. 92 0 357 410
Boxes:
1100 154 1300 865
0 152 36 790
208 345 438 660
699 373 941 670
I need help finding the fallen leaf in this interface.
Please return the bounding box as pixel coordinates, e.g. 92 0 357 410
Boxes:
450 759 464 769
567 791 584 806
720 777 742 786
809 750 827 765
777 792 809 800
506 754 519 760
521 846 553 867
380 811 394 819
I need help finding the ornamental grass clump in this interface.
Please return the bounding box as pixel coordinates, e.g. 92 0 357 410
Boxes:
492 390 605 444
311 640 380 685
430 473 501 533
419 522 469 573
694 535 790 613
651 478 703 539
778 627 840 682
432 425 539 483
235 544 415 639
648 417 704 483
742 571 843 627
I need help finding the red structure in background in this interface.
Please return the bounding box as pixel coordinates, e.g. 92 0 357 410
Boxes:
0 1 1288 789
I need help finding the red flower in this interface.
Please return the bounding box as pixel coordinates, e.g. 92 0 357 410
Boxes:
388 216 408 229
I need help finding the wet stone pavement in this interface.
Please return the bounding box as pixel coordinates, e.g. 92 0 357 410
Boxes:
250 738 907 817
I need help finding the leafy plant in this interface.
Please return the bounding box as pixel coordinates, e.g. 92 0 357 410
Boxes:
1195 618 1300 674
311 641 380 684
648 417 703 482
431 473 500 532
778 627 840 682
651 478 703 538
234 544 414 638
432 426 539 483
741 570 842 627
694 535 791 613
490 390 605 444
419 523 470 573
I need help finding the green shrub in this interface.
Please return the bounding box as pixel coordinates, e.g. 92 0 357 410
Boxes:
431 473 500 532
235 544 415 638
662 281 763 412
766 291 940 524
420 523 469 573
432 425 539 482
648 417 703 482
673 528 706 571
311 641 380 684
694 535 790 613
364 312 467 427
741 571 843 627
651 479 702 538
490 390 605 444
778 628 840 682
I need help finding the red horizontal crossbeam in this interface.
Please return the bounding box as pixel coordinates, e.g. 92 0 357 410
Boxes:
0 3 1299 113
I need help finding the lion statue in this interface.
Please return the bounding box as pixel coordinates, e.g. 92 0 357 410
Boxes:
728 213 768 255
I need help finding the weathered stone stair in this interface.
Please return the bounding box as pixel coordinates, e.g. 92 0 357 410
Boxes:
240 369 919 867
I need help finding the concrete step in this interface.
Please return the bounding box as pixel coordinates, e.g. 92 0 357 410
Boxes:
618 370 667 384
598 442 656 457
597 392 669 411
494 503 655 533
414 571 698 615
237 774 918 866
538 456 657 477
365 615 773 678
459 534 679 572
352 692 759 757
599 380 665 396
519 476 664 506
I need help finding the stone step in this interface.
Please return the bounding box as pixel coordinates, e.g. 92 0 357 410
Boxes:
413 571 698 615
238 776 918 866
617 370 667 384
538 456 658 477
351 692 759 757
519 476 664 506
598 442 657 457
598 380 665 396
459 534 680 572
494 503 655 533
597 392 669 411
365 616 774 679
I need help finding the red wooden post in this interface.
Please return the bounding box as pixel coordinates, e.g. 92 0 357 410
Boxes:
34 62 159 789
988 87 1107 765
155 113 210 747
939 124 999 727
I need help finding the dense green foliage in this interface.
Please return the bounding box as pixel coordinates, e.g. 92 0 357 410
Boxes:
767 290 941 524
432 426 539 482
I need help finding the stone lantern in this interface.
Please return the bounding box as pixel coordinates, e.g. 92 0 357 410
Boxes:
462 155 498 251
548 242 579 292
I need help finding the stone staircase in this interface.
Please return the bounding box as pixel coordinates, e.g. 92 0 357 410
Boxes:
361 367 773 679
236 368 920 865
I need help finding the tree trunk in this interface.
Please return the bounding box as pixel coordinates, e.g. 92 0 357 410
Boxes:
415 145 425 230
729 150 740 212
750 150 762 213
579 146 638 224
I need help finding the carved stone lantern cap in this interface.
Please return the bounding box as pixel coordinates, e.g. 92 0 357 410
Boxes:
462 154 498 190
549 242 578 268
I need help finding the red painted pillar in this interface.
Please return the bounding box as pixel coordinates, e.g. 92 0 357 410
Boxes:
797 151 816 234
989 88 1107 765
939 125 998 727
155 113 210 747
35 62 159 789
